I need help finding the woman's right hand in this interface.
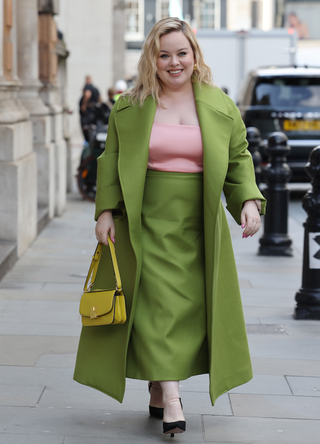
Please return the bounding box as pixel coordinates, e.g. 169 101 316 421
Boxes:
95 210 115 245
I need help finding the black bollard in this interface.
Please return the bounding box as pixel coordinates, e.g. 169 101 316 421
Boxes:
259 132 293 256
246 127 262 186
295 146 320 320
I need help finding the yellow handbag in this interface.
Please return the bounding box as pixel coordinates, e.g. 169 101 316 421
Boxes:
79 238 126 326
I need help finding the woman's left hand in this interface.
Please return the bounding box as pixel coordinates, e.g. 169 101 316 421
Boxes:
240 200 261 238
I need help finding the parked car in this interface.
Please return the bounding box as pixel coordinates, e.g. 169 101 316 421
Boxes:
237 66 320 181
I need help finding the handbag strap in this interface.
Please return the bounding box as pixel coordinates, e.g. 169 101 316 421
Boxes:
83 237 122 291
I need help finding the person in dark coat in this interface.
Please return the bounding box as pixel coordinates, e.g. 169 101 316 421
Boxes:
79 75 101 141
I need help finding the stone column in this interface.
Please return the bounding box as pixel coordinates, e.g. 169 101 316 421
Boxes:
113 0 125 83
16 0 54 223
0 0 37 256
38 0 67 217
56 35 71 193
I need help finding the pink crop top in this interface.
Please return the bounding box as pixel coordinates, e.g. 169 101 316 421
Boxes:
148 123 203 173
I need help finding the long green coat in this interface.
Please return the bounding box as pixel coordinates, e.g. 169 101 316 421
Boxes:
74 83 266 405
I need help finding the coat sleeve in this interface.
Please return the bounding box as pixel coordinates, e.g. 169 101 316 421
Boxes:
94 101 125 221
223 100 266 225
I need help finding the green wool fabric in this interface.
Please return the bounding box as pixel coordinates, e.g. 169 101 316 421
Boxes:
73 83 266 405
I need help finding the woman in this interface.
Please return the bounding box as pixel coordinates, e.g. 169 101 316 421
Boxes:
74 18 266 437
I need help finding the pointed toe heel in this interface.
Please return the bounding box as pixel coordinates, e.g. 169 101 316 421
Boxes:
163 420 186 436
162 398 186 436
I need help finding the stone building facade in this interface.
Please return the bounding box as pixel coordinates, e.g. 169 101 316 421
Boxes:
1 0 39 266
0 0 68 278
0 0 124 278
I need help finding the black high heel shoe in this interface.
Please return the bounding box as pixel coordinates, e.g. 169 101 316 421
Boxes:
163 398 186 437
148 382 164 419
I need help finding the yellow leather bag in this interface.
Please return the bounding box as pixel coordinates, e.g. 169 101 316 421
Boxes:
79 238 126 326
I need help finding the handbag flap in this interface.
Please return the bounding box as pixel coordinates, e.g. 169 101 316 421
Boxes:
79 289 117 318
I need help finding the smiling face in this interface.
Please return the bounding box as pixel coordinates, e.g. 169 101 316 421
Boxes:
156 31 195 92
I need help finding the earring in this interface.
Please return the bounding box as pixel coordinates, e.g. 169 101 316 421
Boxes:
193 63 198 71
156 73 159 78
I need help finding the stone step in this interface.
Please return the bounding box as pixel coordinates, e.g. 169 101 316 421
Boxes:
0 206 49 282
0 240 17 281
37 205 49 235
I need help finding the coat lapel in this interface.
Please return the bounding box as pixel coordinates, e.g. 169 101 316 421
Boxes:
114 95 156 256
193 82 234 217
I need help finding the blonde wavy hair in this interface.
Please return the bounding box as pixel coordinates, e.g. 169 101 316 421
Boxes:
125 17 213 106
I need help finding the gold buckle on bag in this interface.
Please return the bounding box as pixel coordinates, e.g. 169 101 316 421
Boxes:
90 307 98 318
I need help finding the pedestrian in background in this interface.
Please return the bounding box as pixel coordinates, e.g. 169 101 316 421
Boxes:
287 12 309 39
113 79 128 101
74 17 266 437
105 87 116 111
79 75 101 141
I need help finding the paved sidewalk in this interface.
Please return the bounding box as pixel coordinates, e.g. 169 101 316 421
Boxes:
0 192 320 443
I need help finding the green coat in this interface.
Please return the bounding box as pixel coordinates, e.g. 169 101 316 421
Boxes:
74 83 266 405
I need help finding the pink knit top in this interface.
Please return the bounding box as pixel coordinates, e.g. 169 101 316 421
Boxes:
148 123 203 173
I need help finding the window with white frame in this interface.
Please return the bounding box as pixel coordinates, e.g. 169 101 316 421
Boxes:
125 0 144 40
199 0 216 29
156 0 170 22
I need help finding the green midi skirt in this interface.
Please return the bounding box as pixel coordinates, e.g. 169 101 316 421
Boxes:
126 169 209 381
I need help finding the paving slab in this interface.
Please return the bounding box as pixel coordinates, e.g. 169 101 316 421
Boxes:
238 279 252 288
21 249 92 261
0 300 81 336
178 374 209 392
251 357 320 376
0 345 41 367
0 336 79 366
1 192 320 443
0 289 81 301
38 383 231 416
238 271 301 290
229 375 292 395
230 393 320 419
0 322 81 337
2 268 87 284
246 324 290 335
64 436 201 444
0 366 73 386
0 300 79 325
42 283 83 292
244 317 261 324
276 320 320 338
237 264 302 274
13 257 89 267
0 281 45 290
286 376 320 397
203 415 320 443
0 384 45 407
248 335 320 360
35 353 77 368
0 407 204 442
241 294 297 309
244 306 295 322
0 434 64 444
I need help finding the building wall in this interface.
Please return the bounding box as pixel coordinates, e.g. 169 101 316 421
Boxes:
0 0 38 257
55 0 114 145
0 0 125 267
